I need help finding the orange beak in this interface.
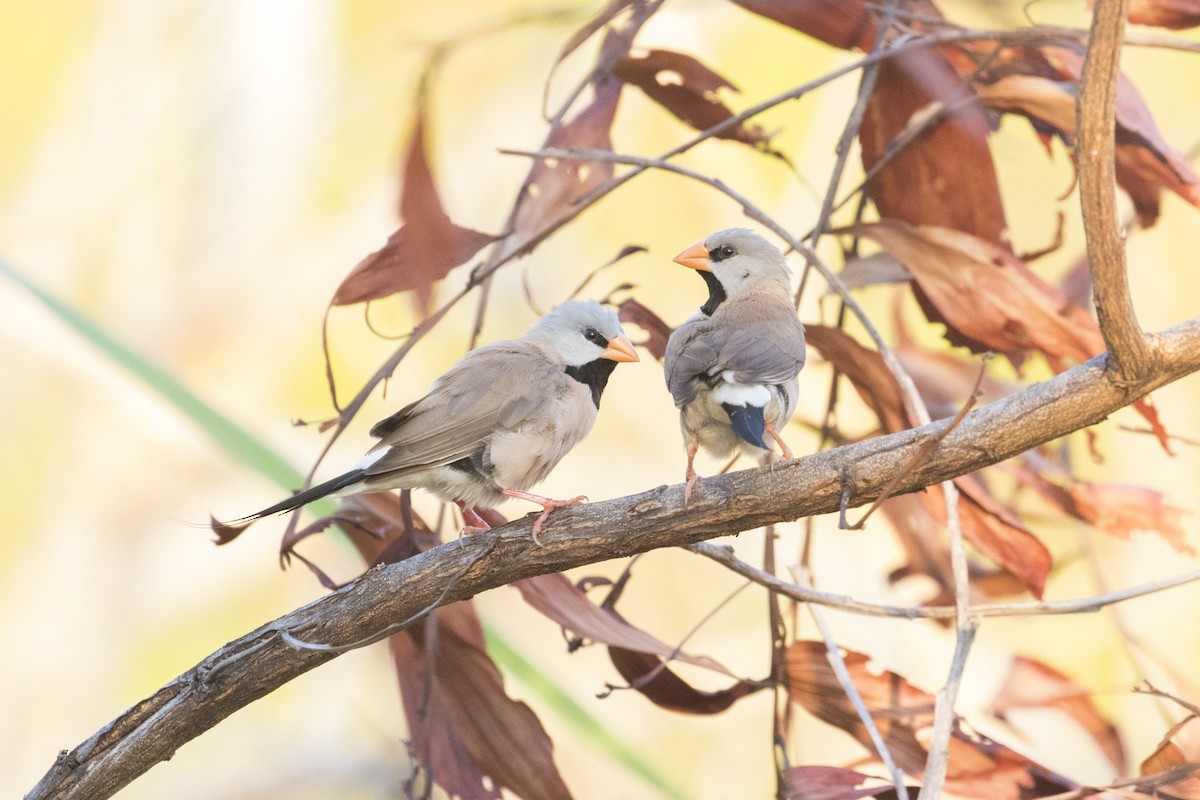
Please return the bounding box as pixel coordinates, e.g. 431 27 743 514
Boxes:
672 240 712 272
601 333 640 363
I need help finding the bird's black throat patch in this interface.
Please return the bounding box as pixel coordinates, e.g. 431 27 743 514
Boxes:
565 358 618 408
699 270 727 316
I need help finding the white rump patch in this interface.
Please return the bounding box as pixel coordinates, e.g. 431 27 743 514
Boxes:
712 375 770 408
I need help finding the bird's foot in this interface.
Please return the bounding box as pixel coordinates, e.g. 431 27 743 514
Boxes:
455 501 492 544
502 490 587 546
765 422 794 461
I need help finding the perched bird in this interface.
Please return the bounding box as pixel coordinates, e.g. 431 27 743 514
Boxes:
663 228 807 501
219 300 639 544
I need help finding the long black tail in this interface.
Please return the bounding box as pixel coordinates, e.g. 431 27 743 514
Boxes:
211 468 366 544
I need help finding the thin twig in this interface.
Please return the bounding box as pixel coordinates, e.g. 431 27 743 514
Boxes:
687 541 1200 621
807 589 910 796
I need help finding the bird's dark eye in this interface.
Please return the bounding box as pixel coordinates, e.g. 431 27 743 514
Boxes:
711 244 738 262
583 327 601 343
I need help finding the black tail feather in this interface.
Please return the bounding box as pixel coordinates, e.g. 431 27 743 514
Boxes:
722 403 768 450
223 468 367 526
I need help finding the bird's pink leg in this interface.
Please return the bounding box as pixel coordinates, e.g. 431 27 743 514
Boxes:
455 500 492 538
501 489 587 546
765 421 794 460
684 440 700 505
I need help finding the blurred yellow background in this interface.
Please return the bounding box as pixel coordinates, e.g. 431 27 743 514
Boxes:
4 1 1200 798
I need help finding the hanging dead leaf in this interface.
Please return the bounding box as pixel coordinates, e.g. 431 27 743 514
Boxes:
614 49 770 146
1140 736 1200 798
785 765 914 799
1014 462 1193 555
861 52 1009 246
616 297 674 361
806 324 910 434
391 602 573 800
607 647 763 715
972 44 1200 227
847 219 1172 451
993 657 1126 773
502 79 622 261
514 573 740 677
335 112 496 313
787 641 1077 798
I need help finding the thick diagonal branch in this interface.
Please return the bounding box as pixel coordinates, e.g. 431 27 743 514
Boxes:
1078 0 1152 383
27 318 1200 800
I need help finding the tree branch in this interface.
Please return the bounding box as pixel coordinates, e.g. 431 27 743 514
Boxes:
27 319 1200 800
1077 0 1152 383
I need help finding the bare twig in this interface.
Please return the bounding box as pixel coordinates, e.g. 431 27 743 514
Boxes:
1077 0 1153 383
807 594 910 796
687 541 1200 621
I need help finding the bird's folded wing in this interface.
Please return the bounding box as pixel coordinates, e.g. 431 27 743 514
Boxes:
665 319 725 407
716 300 806 386
363 343 558 477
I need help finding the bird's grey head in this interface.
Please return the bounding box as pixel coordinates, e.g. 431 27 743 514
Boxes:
674 227 792 314
527 299 637 368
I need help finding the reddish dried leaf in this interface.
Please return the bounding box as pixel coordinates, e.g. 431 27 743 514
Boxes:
975 45 1200 227
850 219 1100 363
505 66 623 263
785 765 912 799
860 52 1008 245
324 497 570 800
1141 739 1200 797
515 573 738 676
614 49 769 146
616 297 673 361
787 641 1077 798
335 113 496 312
608 647 762 715
1107 0 1200 29
993 657 1126 773
391 602 573 800
806 324 910 434
924 477 1052 599
1015 464 1193 555
728 0 887 51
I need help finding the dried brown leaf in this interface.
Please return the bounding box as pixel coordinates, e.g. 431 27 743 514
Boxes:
1141 738 1200 798
614 49 769 146
607 647 762 714
926 477 1053 599
861 52 1008 245
616 297 674 362
975 45 1200 227
1015 463 1193 555
787 641 1076 799
785 765 912 800
993 656 1126 773
335 113 496 312
728 0 885 51
514 573 739 676
806 324 909 434
391 602 573 800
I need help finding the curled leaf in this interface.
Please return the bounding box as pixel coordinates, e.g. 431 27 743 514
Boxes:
614 49 770 146
616 297 673 362
335 112 496 312
993 656 1126 774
